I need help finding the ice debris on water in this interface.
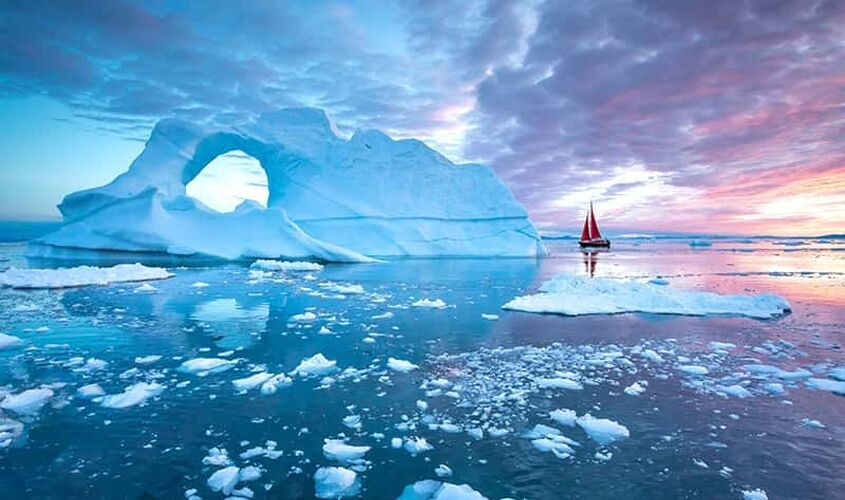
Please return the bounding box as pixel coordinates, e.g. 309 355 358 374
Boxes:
314 466 360 499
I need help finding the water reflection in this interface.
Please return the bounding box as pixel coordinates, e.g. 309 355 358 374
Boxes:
580 249 608 277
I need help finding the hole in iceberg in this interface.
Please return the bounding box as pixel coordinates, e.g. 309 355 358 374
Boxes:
185 151 269 213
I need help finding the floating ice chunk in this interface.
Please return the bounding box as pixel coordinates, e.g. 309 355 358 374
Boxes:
763 382 785 395
480 313 499 321
434 464 452 477
134 283 157 293
805 378 845 395
0 333 23 350
641 349 664 363
371 311 394 320
239 465 262 482
743 364 811 380
290 311 317 322
549 409 577 427
624 382 647 396
411 298 448 309
203 447 232 466
135 355 162 365
576 414 630 445
742 488 768 500
320 282 365 294
342 415 362 430
397 480 487 500
251 260 324 272
720 384 752 398
532 437 575 459
536 377 583 390
391 437 403 449
799 418 825 429
388 358 419 372
100 382 165 409
829 367 845 381
502 274 791 319
207 466 240 495
678 365 709 376
323 439 371 462
178 358 237 377
0 263 173 289
314 466 360 499
708 342 736 352
403 436 433 455
260 374 293 394
233 373 274 392
77 383 105 399
293 354 337 377
1 388 54 415
0 417 23 448
191 281 210 288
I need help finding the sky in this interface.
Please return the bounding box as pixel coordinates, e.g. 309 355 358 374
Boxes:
0 0 843 235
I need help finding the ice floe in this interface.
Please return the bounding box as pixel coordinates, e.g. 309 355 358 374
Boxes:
207 466 240 495
178 358 238 377
411 298 448 309
0 388 54 415
742 488 768 500
0 263 173 289
250 260 324 272
293 353 337 377
398 480 487 500
77 383 106 399
502 274 791 319
388 357 419 372
576 414 630 445
0 417 23 448
100 382 165 409
0 332 23 350
314 466 360 499
322 439 370 462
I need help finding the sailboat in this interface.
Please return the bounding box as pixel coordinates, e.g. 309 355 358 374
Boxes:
579 202 611 248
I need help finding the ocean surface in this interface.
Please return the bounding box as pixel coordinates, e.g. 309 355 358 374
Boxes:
1 234 843 499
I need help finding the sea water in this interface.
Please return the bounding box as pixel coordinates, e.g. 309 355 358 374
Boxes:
0 236 843 499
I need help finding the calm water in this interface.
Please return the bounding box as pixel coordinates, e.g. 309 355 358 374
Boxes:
0 237 843 499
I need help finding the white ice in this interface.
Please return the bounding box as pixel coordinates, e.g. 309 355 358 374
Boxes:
33 108 545 261
0 388 54 416
250 260 324 272
207 466 240 495
0 333 23 350
322 439 371 462
576 414 630 445
411 298 448 309
100 382 164 409
314 466 360 499
742 488 768 500
398 480 488 500
0 263 173 289
503 274 791 319
292 353 337 377
178 357 237 377
387 357 419 372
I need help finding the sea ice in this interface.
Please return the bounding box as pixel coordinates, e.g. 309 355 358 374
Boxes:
100 382 164 409
742 488 768 500
0 263 173 289
0 417 23 448
387 357 419 372
233 373 273 392
314 466 360 499
135 355 162 365
207 466 240 495
77 383 106 398
411 298 448 309
0 333 23 350
678 365 709 376
293 353 337 377
502 274 791 319
0 388 54 415
322 439 371 462
805 377 845 395
34 108 545 260
576 414 630 445
623 381 647 396
403 436 433 455
536 377 583 390
397 480 488 500
550 409 578 426
178 358 237 377
250 260 324 272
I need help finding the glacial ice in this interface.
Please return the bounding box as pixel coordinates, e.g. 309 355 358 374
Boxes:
0 263 173 289
398 480 488 500
575 414 630 445
322 439 370 462
313 466 360 499
31 108 545 261
292 353 337 377
0 388 54 416
100 382 165 409
503 274 791 319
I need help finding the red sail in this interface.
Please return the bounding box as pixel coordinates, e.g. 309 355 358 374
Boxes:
580 210 591 241
588 202 602 240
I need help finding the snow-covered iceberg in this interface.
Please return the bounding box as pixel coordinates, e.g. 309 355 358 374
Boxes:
31 108 546 261
503 274 791 319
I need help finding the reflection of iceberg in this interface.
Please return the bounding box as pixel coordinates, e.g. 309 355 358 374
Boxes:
191 298 270 350
30 108 546 261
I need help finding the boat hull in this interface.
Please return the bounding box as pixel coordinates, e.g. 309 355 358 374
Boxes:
579 239 611 248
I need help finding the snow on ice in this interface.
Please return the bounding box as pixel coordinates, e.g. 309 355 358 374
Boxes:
0 263 173 289
502 274 791 319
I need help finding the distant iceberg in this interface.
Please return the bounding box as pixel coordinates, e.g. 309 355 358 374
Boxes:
502 274 791 319
31 108 546 261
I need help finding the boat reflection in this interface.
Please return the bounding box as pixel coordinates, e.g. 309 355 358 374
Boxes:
581 248 609 277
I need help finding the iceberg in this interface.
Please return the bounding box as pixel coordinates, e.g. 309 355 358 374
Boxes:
31 108 546 261
502 274 791 319
0 263 173 289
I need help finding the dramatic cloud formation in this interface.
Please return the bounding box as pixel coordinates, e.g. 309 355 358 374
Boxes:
0 0 842 234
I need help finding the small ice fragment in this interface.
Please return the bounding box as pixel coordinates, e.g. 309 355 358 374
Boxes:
77 383 105 399
536 377 583 390
293 354 337 377
678 365 709 376
403 436 433 455
251 260 323 272
0 333 23 350
239 465 262 482
642 349 664 363
708 342 736 352
742 488 768 500
411 298 448 309
387 357 418 372
135 355 162 365
799 418 825 429
1 388 54 415
100 382 165 409
435 464 453 477
720 385 752 398
576 414 630 445
623 382 646 396
314 466 360 499
481 313 499 321
178 358 237 376
323 439 371 462
207 466 240 495
290 311 317 322
342 415 362 430
233 372 274 392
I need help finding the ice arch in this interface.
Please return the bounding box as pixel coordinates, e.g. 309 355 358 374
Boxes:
185 152 269 213
32 108 547 261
